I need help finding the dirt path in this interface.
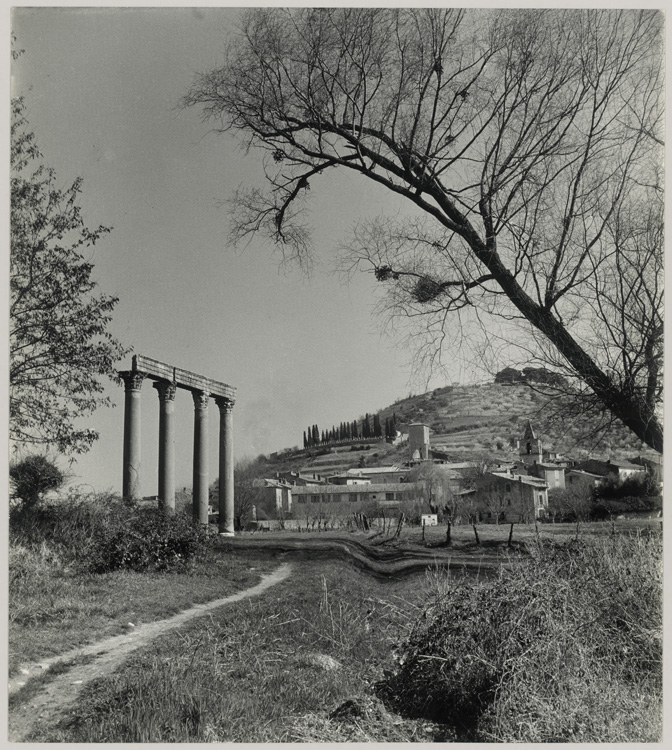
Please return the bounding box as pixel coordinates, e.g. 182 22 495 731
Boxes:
7 563 292 742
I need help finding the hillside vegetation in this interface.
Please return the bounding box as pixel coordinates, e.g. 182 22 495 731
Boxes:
269 383 654 477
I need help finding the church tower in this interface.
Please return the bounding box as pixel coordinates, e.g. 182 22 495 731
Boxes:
519 420 543 465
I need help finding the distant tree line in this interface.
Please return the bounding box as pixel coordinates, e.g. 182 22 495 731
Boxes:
303 412 398 448
494 367 568 388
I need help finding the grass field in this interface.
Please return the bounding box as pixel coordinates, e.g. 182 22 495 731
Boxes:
8 545 275 675
23 558 435 742
10 518 662 742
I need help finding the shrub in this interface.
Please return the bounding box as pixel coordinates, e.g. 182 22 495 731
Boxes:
9 455 64 510
594 473 660 501
88 508 210 573
378 534 662 741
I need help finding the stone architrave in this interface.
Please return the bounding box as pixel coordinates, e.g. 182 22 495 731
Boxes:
120 370 146 501
153 380 177 514
216 397 235 536
192 389 210 525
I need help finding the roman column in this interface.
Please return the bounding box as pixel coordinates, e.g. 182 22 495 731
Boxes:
216 397 235 536
120 370 145 501
192 389 210 525
153 380 177 514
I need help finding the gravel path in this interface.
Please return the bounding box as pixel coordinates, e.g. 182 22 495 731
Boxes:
7 563 292 742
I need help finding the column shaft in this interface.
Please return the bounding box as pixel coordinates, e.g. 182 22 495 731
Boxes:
154 381 177 514
192 390 210 525
121 371 145 501
216 398 235 535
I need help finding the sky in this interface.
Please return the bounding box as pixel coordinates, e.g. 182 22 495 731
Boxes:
10 5 494 495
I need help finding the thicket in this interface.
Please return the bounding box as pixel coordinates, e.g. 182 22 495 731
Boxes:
378 533 662 742
593 473 660 501
10 491 210 575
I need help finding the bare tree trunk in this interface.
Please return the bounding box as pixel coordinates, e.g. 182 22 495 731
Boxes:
445 520 452 547
507 522 514 548
472 523 480 546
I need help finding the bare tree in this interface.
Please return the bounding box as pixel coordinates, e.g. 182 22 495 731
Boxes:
185 8 663 453
216 455 268 530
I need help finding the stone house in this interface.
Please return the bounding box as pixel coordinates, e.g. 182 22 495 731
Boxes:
577 459 645 481
472 470 549 522
527 461 567 490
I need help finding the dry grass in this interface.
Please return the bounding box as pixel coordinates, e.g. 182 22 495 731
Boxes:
9 539 275 674
378 531 662 742
26 562 431 742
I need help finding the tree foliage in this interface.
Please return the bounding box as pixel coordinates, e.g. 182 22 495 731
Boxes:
10 97 129 454
185 8 663 452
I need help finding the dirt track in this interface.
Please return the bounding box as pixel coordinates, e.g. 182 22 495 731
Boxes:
7 563 292 742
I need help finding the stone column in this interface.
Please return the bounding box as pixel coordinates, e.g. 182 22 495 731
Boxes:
153 380 177 514
216 397 235 536
120 371 145 501
192 389 210 525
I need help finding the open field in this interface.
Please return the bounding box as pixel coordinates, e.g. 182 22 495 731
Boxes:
8 546 276 675
9 519 661 742
15 559 442 742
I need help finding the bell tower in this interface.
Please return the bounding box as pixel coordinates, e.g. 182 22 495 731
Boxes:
519 420 542 465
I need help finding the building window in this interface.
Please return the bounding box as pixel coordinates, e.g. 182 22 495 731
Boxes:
349 493 359 503
538 494 544 506
311 495 320 504
505 483 511 493
297 496 307 504
386 493 395 502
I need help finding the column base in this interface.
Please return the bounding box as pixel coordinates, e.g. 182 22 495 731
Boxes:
218 531 235 537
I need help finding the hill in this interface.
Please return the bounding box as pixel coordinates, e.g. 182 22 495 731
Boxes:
264 382 655 478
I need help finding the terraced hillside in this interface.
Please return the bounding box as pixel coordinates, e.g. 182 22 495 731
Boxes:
266 383 655 477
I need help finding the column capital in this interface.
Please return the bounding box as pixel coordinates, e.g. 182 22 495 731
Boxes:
153 380 177 401
120 370 146 392
192 389 210 410
215 396 235 413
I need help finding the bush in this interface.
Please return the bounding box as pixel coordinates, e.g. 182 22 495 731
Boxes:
9 492 210 574
9 455 64 510
378 534 662 741
594 473 660 501
89 508 210 573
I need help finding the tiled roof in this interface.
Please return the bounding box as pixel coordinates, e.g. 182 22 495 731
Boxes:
490 471 548 488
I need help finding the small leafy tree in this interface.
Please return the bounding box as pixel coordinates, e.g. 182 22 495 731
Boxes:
9 455 64 510
10 97 129 454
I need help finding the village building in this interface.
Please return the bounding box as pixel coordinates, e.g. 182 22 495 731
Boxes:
274 470 328 486
577 459 645 481
408 423 430 462
344 466 408 483
527 462 567 490
476 470 550 522
565 468 603 491
289 481 426 511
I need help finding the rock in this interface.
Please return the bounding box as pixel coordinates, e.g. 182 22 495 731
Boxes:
299 652 342 671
